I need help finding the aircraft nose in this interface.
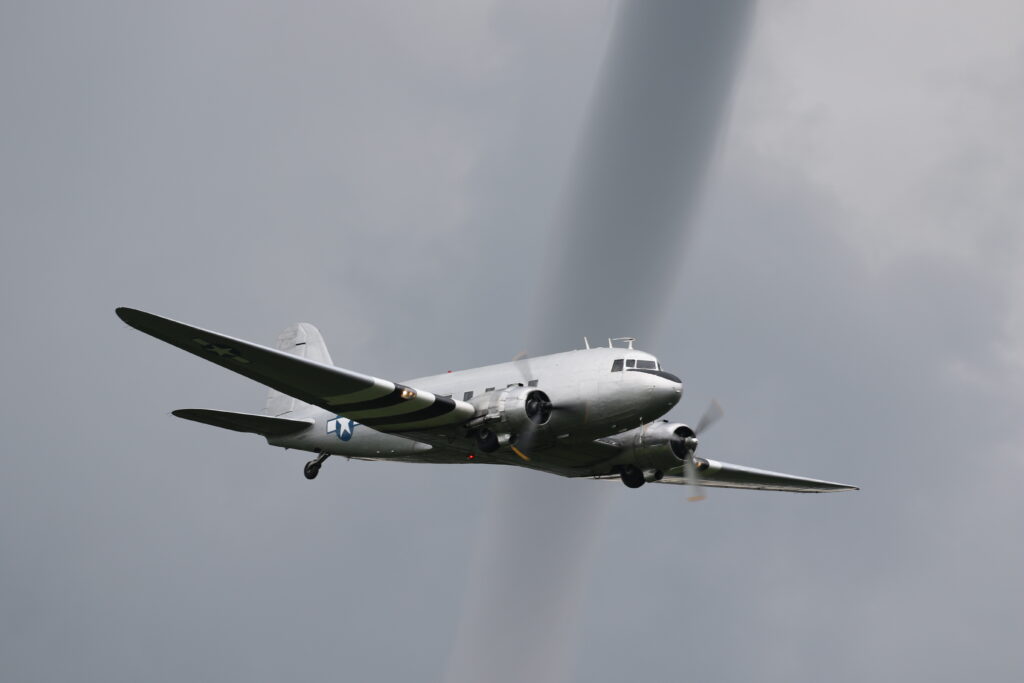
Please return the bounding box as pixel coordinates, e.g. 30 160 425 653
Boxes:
628 368 683 408
654 370 683 407
657 370 682 384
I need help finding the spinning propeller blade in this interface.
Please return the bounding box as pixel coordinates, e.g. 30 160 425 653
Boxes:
696 398 724 435
684 456 706 503
684 400 724 502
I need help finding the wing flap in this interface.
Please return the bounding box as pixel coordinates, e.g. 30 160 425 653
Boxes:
117 308 474 433
657 459 858 493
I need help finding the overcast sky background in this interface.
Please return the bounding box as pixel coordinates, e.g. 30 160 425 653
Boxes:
2 2 1023 681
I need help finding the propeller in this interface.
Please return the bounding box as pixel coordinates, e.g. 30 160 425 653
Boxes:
525 391 554 424
510 388 554 462
508 351 540 461
509 351 572 462
696 398 724 435
512 350 533 384
683 399 723 502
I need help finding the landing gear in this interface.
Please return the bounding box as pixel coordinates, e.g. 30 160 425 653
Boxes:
304 451 330 480
475 428 500 453
619 465 645 489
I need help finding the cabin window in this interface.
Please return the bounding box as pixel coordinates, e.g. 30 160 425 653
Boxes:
611 359 624 372
463 391 474 400
485 387 495 393
625 359 636 369
528 379 539 387
636 360 657 370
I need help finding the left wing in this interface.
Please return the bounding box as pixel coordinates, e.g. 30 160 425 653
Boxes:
115 308 474 432
656 459 857 493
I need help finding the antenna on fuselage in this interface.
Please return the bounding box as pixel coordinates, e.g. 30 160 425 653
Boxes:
584 336 590 349
611 336 637 350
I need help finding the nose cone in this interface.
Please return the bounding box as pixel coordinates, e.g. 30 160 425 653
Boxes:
627 367 683 411
654 370 683 408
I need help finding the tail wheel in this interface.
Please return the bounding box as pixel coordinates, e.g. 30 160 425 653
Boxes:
304 461 320 480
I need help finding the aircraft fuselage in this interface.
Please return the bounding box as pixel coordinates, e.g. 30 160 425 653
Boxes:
269 346 683 471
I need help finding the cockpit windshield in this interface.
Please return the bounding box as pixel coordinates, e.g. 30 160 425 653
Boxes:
611 358 660 372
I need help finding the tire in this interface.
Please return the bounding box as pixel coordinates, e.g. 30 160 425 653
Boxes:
620 465 645 489
304 462 320 480
476 428 500 453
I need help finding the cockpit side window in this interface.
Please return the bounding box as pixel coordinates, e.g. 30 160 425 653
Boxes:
636 360 657 370
611 359 624 372
625 359 636 369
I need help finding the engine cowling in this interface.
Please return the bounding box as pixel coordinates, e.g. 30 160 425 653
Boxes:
627 422 697 474
467 385 553 452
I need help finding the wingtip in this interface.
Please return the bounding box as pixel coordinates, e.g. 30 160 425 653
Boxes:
115 306 157 330
115 306 138 324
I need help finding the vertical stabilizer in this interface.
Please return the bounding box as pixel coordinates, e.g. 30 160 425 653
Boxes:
263 322 334 416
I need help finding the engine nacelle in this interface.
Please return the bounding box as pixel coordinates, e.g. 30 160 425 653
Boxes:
466 385 553 452
627 422 697 474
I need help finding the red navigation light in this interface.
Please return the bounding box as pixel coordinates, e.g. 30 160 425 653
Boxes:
467 454 475 460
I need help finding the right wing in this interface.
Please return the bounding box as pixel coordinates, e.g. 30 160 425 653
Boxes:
657 458 858 493
116 308 474 432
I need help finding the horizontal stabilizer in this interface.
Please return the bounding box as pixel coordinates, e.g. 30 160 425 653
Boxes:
173 409 313 437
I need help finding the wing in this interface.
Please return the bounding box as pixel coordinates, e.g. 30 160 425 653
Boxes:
116 308 474 432
655 459 858 492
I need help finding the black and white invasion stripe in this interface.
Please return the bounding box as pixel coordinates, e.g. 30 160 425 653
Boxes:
325 378 473 431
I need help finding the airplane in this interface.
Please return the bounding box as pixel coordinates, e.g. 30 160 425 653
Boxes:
115 307 858 495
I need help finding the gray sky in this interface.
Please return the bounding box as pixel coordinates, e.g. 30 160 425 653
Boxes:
2 2 1023 682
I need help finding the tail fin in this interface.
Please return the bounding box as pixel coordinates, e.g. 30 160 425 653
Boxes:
263 322 334 417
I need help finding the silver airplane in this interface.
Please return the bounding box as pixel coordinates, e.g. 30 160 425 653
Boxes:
115 308 857 494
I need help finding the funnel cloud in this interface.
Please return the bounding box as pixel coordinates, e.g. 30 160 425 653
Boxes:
445 3 754 682
535 0 754 349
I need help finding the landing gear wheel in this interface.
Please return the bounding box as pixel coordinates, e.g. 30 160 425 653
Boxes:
304 451 330 480
475 428 500 453
620 465 645 489
304 461 321 480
